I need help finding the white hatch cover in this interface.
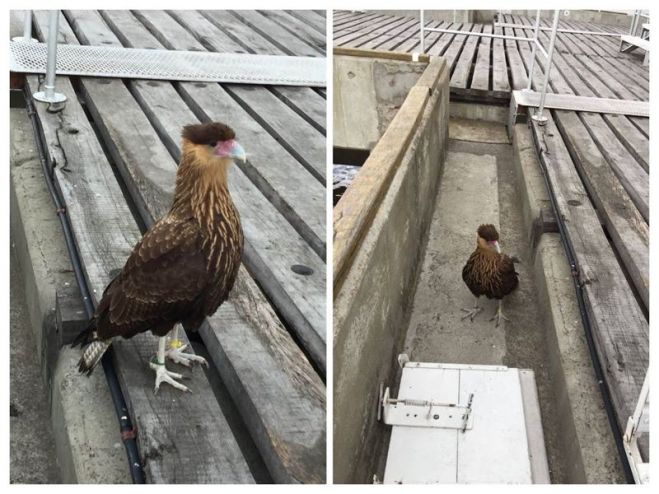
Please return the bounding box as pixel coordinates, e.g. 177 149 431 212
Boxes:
382 360 550 484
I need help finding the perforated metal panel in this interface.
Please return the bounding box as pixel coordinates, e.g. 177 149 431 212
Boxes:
513 90 649 117
9 41 326 87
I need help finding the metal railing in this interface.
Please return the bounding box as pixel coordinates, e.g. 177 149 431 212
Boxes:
419 9 561 123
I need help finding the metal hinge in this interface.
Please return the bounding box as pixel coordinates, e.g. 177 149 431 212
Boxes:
381 387 474 431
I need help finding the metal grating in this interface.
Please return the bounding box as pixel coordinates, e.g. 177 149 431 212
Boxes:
9 41 326 87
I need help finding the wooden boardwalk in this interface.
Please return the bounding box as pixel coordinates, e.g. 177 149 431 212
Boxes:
15 9 326 484
334 11 648 101
335 10 649 462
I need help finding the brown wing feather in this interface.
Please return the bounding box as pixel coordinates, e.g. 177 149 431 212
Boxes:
462 249 518 299
94 216 209 340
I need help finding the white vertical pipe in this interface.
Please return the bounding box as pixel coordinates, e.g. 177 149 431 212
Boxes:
33 10 67 104
525 10 541 91
420 10 425 53
533 10 560 123
43 10 60 99
23 11 33 39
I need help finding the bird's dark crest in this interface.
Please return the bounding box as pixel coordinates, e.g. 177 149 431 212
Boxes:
182 122 235 146
477 224 499 242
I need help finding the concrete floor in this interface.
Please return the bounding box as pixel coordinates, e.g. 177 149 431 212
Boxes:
10 241 60 484
400 128 567 482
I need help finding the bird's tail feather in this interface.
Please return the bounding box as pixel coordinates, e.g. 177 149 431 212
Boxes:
72 319 111 376
77 340 111 376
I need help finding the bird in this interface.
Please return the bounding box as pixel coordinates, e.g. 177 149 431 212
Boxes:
72 122 246 393
461 224 518 327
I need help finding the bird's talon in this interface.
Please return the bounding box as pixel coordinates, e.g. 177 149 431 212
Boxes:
152 363 190 393
165 346 208 368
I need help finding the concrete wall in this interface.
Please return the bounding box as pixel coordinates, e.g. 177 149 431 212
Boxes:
333 60 449 484
334 56 426 150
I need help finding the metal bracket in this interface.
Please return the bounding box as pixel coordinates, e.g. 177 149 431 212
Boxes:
381 387 474 430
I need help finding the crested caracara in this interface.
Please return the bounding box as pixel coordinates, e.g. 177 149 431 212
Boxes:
73 122 246 393
461 224 518 327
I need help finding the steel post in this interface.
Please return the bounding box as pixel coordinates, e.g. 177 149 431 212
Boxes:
525 10 542 91
420 10 425 53
532 10 560 124
33 10 67 104
12 10 38 42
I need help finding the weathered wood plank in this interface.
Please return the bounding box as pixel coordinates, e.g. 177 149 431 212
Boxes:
503 17 528 89
397 20 443 53
258 10 326 53
342 16 410 48
333 15 398 45
427 22 460 56
363 18 418 50
579 114 648 222
286 9 326 35
470 24 492 92
442 23 474 73
492 25 510 93
26 44 254 489
59 9 326 482
531 116 648 451
450 24 483 89
604 115 649 173
511 15 554 93
228 10 322 57
553 111 648 309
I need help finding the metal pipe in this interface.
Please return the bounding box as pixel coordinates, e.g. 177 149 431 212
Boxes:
44 11 59 99
12 10 38 42
535 40 548 60
32 10 66 104
533 10 560 124
419 9 425 53
525 10 542 91
423 26 534 42
23 11 32 39
494 21 621 36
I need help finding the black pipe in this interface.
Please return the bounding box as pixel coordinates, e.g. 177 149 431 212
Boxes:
24 90 146 484
528 115 635 484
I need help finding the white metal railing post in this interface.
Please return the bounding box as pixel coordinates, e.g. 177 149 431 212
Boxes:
420 10 425 53
33 10 67 104
12 10 38 42
525 10 542 91
532 10 560 124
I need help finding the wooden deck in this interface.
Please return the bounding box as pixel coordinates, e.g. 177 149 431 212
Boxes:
334 11 648 101
335 10 649 462
14 9 326 484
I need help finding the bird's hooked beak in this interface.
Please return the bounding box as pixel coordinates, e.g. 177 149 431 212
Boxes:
490 240 501 253
214 139 247 163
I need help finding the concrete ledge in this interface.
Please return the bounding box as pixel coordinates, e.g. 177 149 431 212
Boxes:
11 107 131 483
511 123 558 248
450 101 509 123
333 59 450 483
533 234 624 483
